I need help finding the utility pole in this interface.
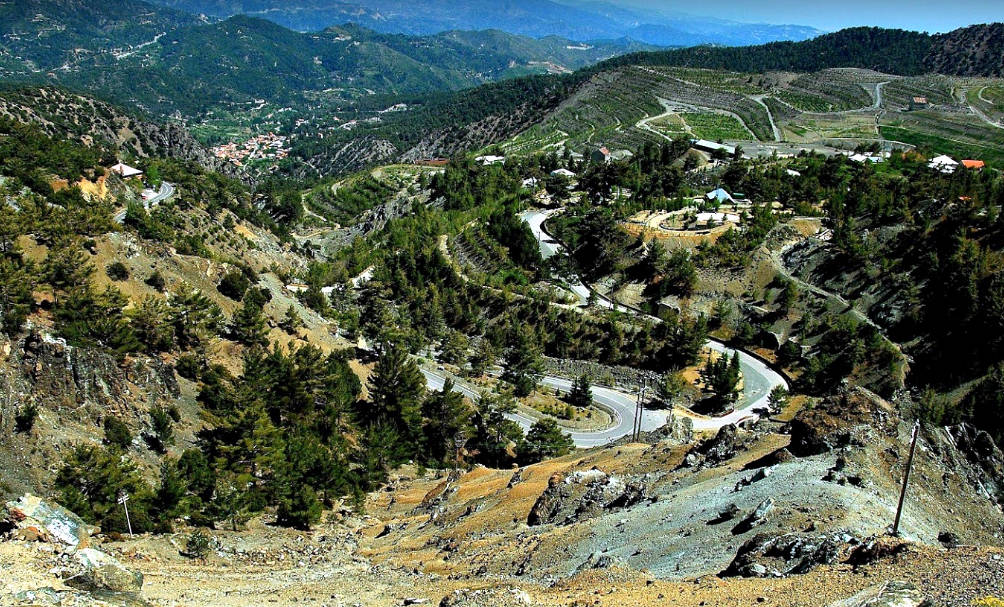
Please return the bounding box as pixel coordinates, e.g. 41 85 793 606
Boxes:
892 420 921 537
633 379 648 441
117 491 133 537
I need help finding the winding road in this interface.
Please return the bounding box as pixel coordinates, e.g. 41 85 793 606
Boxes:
113 181 175 224
421 209 788 448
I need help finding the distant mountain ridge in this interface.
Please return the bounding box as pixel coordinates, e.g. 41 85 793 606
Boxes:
591 24 1004 77
0 3 654 117
145 0 824 46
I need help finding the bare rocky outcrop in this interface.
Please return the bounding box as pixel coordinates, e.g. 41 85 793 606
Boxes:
0 87 234 176
723 531 860 578
789 385 893 457
2 494 98 549
68 548 144 594
827 581 931 607
527 468 650 526
680 423 739 468
0 331 184 497
439 587 534 607
946 423 1004 506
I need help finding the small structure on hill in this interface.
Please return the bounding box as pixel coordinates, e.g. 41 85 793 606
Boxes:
928 155 958 174
591 146 611 164
909 96 929 110
692 139 737 157
962 159 985 170
109 163 143 178
706 188 736 204
551 168 576 178
475 155 506 166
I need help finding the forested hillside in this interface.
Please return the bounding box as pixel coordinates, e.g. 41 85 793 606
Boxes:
0 2 648 118
0 0 200 71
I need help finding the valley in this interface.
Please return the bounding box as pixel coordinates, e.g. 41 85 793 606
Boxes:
2 3 1004 606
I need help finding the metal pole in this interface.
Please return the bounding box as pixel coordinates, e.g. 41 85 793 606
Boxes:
123 500 133 537
118 492 133 537
892 420 920 537
632 385 641 441
633 380 647 441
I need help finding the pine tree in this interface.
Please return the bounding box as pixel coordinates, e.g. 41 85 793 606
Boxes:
368 341 426 457
0 256 34 336
471 390 524 468
280 305 302 334
276 484 322 530
502 328 544 397
231 296 268 347
421 379 472 465
655 371 687 406
567 374 593 410
521 418 574 463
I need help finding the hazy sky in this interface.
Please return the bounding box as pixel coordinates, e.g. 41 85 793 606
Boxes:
615 0 1002 32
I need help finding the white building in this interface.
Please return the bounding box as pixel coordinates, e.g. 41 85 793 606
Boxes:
475 155 506 166
109 163 143 178
705 188 736 204
928 155 958 174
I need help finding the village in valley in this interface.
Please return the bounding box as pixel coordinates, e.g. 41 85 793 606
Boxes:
211 132 291 168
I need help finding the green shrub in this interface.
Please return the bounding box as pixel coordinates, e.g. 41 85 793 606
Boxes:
15 403 38 433
145 270 166 292
103 416 133 450
105 261 129 281
175 354 200 381
185 529 211 559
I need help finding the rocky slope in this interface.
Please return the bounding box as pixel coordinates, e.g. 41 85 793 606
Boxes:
0 88 233 175
3 385 1003 606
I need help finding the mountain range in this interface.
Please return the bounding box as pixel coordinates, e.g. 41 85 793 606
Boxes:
145 0 825 46
0 1 655 116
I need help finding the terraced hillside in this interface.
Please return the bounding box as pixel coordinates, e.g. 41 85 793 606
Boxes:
493 65 1004 168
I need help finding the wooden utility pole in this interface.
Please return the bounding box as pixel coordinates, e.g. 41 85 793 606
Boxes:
892 420 921 537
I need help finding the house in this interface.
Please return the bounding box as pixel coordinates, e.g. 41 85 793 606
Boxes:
590 147 611 164
550 168 576 178
962 159 986 170
928 155 959 174
522 177 541 189
706 188 736 204
610 149 634 162
786 169 802 177
475 155 506 166
692 139 737 157
909 97 929 111
109 163 143 178
849 153 883 164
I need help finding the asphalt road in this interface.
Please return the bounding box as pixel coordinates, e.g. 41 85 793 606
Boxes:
419 209 788 448
113 181 175 224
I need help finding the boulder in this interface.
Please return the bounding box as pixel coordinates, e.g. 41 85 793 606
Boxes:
703 424 739 464
731 498 774 534
826 581 930 607
440 587 533 607
68 548 144 594
724 532 859 578
3 494 98 549
576 551 624 572
527 468 648 526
